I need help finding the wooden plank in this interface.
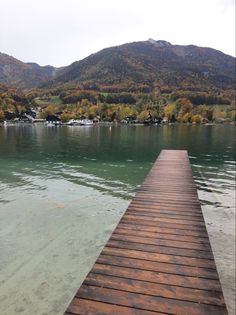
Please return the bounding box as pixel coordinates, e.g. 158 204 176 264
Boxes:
132 198 201 206
64 150 228 315
107 239 214 259
126 209 204 220
112 231 211 250
114 227 210 244
67 298 162 315
127 207 204 217
123 213 206 226
120 217 207 232
135 192 200 201
129 203 203 213
121 216 207 236
102 247 216 268
84 272 224 305
97 254 219 279
121 217 207 231
76 286 227 315
91 263 221 291
118 222 209 238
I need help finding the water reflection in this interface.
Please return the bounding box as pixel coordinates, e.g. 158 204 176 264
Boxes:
0 124 235 203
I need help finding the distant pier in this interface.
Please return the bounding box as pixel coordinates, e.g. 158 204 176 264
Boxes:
64 150 228 315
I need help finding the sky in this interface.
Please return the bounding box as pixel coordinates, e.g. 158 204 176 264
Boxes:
0 0 235 67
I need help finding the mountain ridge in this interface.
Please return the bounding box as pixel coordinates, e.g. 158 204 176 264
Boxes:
0 52 58 89
47 40 236 91
0 40 235 91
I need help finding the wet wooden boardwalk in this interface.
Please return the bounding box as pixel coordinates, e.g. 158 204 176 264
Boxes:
64 150 228 315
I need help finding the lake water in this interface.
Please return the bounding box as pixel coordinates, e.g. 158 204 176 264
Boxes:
0 123 235 315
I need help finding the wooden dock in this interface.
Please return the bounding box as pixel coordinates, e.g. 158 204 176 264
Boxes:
64 150 228 315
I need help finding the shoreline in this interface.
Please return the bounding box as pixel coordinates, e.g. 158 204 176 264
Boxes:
0 120 235 127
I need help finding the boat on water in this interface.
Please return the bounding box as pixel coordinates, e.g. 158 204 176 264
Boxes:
65 119 76 125
45 114 62 126
143 117 163 125
65 119 93 126
80 119 93 126
45 121 62 126
1 121 15 127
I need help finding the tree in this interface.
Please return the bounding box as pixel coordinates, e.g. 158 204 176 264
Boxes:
119 106 137 120
60 112 73 122
177 98 193 114
44 105 55 115
205 108 214 121
191 114 202 124
0 110 5 122
164 104 176 121
181 113 192 123
137 110 149 122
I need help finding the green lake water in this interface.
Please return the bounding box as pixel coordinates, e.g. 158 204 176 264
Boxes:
0 123 235 315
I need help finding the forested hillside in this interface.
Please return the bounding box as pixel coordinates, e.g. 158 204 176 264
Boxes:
0 40 235 124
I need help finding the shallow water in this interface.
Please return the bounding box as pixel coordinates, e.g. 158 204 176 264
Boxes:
0 123 235 314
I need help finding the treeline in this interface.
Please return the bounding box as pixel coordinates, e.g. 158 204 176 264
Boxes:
0 85 29 120
171 91 230 105
60 90 136 105
163 99 235 123
0 83 235 123
38 97 235 123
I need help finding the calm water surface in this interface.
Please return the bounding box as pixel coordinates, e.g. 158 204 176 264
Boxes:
0 124 235 315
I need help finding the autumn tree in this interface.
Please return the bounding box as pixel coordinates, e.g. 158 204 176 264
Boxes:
191 114 202 124
176 98 193 121
0 110 5 121
137 110 149 122
163 103 176 121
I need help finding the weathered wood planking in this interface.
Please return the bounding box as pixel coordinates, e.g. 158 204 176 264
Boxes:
64 150 228 315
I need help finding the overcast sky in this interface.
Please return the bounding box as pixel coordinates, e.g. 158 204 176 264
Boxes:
0 0 235 67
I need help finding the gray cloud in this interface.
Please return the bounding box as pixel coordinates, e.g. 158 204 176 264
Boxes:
0 0 235 66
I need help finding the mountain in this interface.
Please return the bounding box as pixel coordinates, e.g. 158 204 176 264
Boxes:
0 52 57 89
53 39 235 91
1 40 235 91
